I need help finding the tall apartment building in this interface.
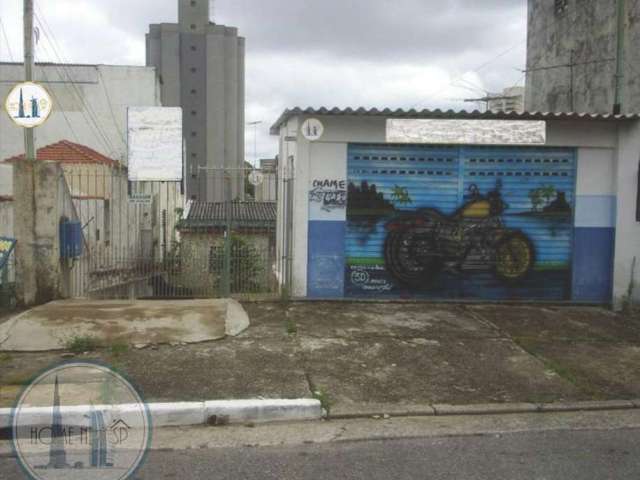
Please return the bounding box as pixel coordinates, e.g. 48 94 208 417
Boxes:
146 0 245 201
525 0 640 114
487 86 525 113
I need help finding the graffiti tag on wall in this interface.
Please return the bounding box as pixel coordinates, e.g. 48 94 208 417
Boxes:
309 179 347 212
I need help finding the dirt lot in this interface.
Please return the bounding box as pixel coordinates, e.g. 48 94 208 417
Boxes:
1 302 639 415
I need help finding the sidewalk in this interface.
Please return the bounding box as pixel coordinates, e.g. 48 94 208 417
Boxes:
1 302 639 416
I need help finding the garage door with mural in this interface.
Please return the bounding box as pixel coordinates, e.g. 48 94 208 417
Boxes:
345 144 577 300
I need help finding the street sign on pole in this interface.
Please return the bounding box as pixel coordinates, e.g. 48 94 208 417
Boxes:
4 82 53 129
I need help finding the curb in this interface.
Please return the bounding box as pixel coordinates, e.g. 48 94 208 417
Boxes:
330 400 640 420
0 398 323 432
1 399 637 432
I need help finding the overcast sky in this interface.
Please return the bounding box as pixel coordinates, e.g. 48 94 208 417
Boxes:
0 0 527 162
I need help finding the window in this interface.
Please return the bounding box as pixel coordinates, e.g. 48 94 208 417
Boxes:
190 67 197 73
191 45 197 51
190 89 197 94
191 0 197 6
190 24 196 30
191 110 197 116
555 0 568 15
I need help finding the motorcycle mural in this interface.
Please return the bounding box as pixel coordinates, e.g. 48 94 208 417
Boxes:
383 181 534 288
345 146 576 300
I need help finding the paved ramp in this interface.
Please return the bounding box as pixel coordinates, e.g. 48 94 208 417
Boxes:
0 299 250 352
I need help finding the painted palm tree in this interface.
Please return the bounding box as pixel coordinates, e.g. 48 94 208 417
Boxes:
391 185 412 206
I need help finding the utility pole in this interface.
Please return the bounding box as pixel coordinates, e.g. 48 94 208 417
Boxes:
24 0 35 159
613 0 626 114
247 121 262 168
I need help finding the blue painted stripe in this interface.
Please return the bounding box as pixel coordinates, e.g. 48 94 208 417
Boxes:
572 227 615 302
308 221 346 298
574 195 616 228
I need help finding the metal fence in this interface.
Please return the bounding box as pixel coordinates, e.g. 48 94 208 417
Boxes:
0 247 16 311
63 165 280 300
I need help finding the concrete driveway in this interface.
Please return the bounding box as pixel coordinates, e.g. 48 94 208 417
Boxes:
1 301 639 413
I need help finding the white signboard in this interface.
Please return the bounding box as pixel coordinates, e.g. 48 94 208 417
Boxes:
128 107 183 181
4 82 53 128
301 118 324 141
386 119 546 145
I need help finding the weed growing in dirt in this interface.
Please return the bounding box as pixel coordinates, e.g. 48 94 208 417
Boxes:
109 341 129 357
286 317 297 335
313 389 332 416
64 335 102 354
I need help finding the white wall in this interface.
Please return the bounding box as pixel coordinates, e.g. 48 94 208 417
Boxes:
614 122 640 305
0 63 161 164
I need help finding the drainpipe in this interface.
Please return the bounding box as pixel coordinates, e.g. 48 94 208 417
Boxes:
613 0 626 115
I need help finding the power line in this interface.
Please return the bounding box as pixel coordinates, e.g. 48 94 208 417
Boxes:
97 67 127 151
35 32 114 154
410 39 526 110
0 16 14 61
33 47 81 144
522 57 616 73
35 10 117 155
33 9 118 157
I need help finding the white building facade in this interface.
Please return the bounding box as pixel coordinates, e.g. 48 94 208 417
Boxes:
0 62 161 163
272 108 640 307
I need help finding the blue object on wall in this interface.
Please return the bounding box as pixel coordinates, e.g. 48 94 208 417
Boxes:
59 221 83 258
0 237 17 270
572 228 615 302
308 221 346 298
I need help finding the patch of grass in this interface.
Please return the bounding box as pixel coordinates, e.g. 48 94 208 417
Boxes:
286 316 297 336
3 372 35 386
0 353 12 365
108 340 129 357
64 335 103 354
313 388 332 416
512 336 606 400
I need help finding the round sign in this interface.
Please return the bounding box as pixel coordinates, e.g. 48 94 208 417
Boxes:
12 362 151 480
4 82 53 128
248 170 264 187
301 118 324 141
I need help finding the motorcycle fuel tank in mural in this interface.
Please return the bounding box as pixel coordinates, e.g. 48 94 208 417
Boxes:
345 145 576 300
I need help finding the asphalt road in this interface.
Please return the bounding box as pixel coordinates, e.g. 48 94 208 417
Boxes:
1 427 638 479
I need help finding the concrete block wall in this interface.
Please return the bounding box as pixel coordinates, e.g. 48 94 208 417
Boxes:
526 0 640 114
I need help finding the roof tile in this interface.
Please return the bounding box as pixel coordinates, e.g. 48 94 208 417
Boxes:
3 140 119 167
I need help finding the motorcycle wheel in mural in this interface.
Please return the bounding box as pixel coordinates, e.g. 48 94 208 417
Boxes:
383 183 535 288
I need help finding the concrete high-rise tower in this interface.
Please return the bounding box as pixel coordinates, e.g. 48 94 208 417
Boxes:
146 0 245 201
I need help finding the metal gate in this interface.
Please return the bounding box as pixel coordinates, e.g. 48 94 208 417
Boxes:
345 144 577 300
64 165 279 300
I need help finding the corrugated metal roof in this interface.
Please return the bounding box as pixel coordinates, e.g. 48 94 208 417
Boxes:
270 107 640 134
178 201 276 230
